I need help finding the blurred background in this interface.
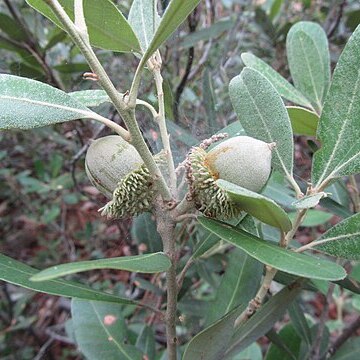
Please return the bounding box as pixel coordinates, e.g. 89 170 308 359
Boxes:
1 0 360 358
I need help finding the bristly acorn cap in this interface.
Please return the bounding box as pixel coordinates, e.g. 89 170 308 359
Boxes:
85 135 165 219
99 152 167 219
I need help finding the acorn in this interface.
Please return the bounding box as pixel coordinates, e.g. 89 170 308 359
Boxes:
85 135 157 218
186 135 274 219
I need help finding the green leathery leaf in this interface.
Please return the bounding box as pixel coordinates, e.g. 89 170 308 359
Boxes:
26 0 141 53
128 0 160 52
331 337 360 360
206 247 263 325
229 67 294 180
312 24 360 187
269 0 284 21
183 305 246 360
288 209 333 227
192 228 220 259
141 0 201 63
68 90 153 117
53 62 89 73
0 254 134 305
72 299 143 360
265 324 301 360
224 283 302 359
218 179 292 232
273 272 318 292
311 213 360 260
288 301 312 347
68 90 111 107
335 275 360 294
286 22 330 113
0 13 28 42
266 329 298 360
299 324 330 359
287 106 319 136
30 252 171 282
178 19 234 49
241 53 312 109
135 325 156 360
198 217 346 281
292 192 327 209
232 343 263 360
131 213 162 253
0 74 98 130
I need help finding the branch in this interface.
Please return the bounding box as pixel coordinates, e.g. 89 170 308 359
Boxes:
44 0 173 201
150 52 177 194
309 283 335 360
173 9 199 123
327 315 360 357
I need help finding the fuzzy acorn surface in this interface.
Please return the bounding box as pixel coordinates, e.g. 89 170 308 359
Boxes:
85 135 156 218
205 136 273 192
186 135 274 219
85 135 143 198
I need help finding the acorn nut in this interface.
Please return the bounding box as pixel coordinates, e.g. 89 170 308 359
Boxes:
85 135 156 218
186 135 274 219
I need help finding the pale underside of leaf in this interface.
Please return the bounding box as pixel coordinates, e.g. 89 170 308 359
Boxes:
310 213 360 260
241 52 313 109
312 24 360 187
229 68 294 181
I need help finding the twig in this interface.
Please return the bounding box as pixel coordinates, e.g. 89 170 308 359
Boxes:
234 208 307 327
150 52 177 194
175 195 195 216
309 283 335 360
285 209 307 245
155 202 178 360
173 9 199 123
33 338 54 360
175 214 198 222
44 0 172 201
45 328 74 345
234 266 277 327
327 315 360 358
177 257 195 291
188 40 212 81
326 0 346 38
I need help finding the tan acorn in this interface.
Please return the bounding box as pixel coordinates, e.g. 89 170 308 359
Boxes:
85 135 143 198
186 135 274 219
85 135 157 218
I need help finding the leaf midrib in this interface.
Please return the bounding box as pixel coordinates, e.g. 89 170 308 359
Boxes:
240 74 293 180
91 302 134 360
316 67 360 186
0 95 91 117
0 258 122 299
